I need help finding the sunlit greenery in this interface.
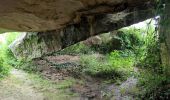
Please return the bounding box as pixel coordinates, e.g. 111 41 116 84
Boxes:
0 32 20 78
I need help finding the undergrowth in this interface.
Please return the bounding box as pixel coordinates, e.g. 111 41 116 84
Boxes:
0 32 20 78
80 50 135 81
137 69 169 99
131 21 170 99
78 21 169 99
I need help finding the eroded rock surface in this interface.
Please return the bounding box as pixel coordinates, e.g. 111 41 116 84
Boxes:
0 0 155 32
10 7 155 59
8 0 156 59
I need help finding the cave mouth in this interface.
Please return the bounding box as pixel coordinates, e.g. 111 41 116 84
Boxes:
0 17 168 100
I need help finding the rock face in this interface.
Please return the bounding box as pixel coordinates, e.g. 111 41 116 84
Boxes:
10 9 155 59
0 0 155 32
8 0 156 59
10 32 62 59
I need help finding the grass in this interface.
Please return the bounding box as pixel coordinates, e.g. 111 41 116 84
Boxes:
79 50 135 81
28 73 78 100
109 50 135 74
80 54 113 77
29 73 76 89
0 68 79 100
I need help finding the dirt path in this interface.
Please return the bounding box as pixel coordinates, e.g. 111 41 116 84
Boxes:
0 69 44 100
0 69 80 100
0 54 139 100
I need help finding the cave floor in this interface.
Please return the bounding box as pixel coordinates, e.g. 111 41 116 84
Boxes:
0 69 44 100
0 68 138 100
0 69 81 100
0 54 139 100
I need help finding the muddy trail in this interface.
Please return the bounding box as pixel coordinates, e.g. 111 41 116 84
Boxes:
0 54 138 100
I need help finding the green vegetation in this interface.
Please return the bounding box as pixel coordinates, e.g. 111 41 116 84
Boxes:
55 43 92 55
28 73 78 100
0 32 20 78
15 61 37 72
80 50 135 80
64 20 169 99
0 19 169 99
137 69 169 99
88 21 167 99
118 28 145 50
29 74 76 90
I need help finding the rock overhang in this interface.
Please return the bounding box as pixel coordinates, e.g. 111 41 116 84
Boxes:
5 0 157 59
0 0 156 32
